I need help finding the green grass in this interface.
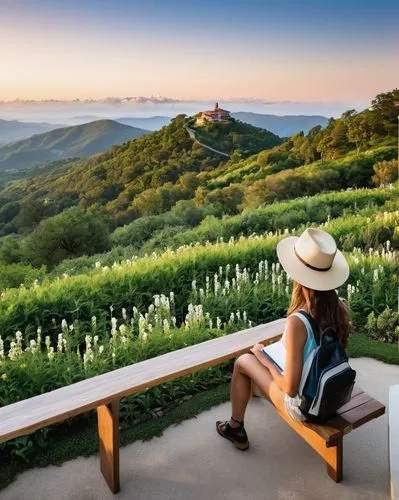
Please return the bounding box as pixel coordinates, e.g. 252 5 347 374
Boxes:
347 332 399 364
0 383 231 492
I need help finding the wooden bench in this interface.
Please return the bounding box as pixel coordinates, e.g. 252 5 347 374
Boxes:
0 318 385 494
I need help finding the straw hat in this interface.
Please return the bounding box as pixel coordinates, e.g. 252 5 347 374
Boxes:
276 228 349 291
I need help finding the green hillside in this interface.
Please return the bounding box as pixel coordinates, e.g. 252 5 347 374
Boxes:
0 119 148 170
0 89 397 264
0 115 281 232
188 117 282 156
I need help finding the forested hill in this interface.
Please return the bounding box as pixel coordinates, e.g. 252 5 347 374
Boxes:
0 120 148 170
0 115 280 231
0 89 398 242
188 117 282 156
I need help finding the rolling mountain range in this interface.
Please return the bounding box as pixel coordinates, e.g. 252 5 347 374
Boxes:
0 87 397 242
0 120 149 170
114 113 328 136
0 115 282 227
116 116 172 131
0 119 64 146
231 112 329 137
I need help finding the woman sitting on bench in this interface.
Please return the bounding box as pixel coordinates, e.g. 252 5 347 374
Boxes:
216 228 351 450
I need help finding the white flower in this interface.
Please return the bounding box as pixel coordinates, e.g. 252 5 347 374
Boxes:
48 347 55 361
111 317 117 331
57 333 64 353
163 319 170 334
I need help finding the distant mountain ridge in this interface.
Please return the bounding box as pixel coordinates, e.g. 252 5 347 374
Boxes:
0 120 149 170
71 114 328 136
116 116 172 131
231 112 329 137
0 119 64 146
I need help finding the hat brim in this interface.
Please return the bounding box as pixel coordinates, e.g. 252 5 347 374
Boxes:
276 237 350 291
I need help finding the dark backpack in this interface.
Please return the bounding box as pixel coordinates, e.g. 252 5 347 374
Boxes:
296 310 356 423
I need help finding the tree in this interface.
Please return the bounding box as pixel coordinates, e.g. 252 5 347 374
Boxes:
204 184 245 215
347 114 372 156
179 172 200 193
372 160 398 185
341 109 357 121
0 235 22 264
130 188 164 216
371 88 399 124
171 200 204 227
315 119 349 160
21 207 111 267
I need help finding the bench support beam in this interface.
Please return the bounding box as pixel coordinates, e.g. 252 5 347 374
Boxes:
326 438 343 482
97 400 120 494
252 383 343 482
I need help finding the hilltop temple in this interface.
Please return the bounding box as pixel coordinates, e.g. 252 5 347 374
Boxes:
196 102 231 125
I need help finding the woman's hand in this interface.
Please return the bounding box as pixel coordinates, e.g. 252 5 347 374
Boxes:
250 343 265 363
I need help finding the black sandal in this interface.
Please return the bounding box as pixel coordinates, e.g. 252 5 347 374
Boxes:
216 417 249 451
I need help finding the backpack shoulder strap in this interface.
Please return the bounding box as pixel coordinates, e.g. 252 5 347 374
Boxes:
295 309 320 344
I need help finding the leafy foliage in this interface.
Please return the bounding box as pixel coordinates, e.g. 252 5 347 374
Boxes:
366 308 399 343
372 159 398 185
190 118 281 156
21 207 111 267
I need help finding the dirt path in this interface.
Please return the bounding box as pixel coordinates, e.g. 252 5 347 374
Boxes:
184 125 230 158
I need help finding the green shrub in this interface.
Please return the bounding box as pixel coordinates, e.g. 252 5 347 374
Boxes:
21 207 111 267
111 212 183 248
366 308 399 343
0 264 46 290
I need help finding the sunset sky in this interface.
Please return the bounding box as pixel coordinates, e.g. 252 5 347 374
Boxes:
1 0 398 103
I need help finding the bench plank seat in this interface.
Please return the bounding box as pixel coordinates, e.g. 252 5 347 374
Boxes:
0 318 285 444
304 387 385 445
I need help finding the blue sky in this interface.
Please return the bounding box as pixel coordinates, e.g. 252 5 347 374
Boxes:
1 0 398 102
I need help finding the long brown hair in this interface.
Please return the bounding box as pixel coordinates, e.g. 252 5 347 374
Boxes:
287 281 351 347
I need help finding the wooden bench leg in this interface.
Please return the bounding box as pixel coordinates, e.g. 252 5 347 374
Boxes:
325 438 343 483
97 400 120 494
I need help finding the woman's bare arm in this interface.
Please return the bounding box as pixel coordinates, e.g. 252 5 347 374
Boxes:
250 315 307 397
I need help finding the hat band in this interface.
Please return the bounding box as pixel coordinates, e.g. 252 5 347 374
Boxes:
294 246 332 272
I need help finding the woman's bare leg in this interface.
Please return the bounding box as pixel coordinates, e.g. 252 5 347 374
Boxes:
219 353 286 432
230 353 253 423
